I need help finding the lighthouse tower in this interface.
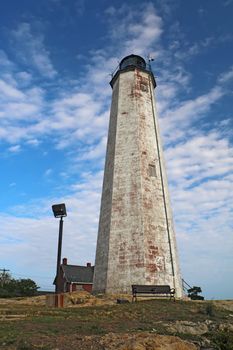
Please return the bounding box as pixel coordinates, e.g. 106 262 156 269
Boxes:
93 55 183 297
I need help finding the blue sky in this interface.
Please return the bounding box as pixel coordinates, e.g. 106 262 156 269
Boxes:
0 0 232 299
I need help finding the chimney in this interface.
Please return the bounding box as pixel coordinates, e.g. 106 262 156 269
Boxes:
62 258 67 265
86 262 91 267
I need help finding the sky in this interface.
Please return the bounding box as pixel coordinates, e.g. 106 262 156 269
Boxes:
0 0 232 299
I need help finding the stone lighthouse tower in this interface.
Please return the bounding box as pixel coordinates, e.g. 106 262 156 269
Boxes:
93 54 183 297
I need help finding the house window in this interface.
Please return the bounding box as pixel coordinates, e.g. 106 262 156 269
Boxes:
149 164 156 177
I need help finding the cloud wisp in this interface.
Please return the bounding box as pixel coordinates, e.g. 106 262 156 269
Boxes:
11 23 57 78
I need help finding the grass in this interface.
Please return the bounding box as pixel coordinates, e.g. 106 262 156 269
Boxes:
208 330 233 350
0 298 232 349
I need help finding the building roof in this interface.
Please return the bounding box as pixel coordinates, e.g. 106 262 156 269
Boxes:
61 264 94 284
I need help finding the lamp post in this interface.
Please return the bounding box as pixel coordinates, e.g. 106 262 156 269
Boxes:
52 203 67 294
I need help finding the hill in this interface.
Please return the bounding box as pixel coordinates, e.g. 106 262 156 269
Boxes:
0 292 233 349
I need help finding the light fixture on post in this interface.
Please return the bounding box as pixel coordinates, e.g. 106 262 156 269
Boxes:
52 203 67 294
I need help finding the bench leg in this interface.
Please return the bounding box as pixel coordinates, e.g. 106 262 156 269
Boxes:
132 295 137 302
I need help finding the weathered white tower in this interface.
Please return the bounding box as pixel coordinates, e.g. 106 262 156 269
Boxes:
93 55 183 297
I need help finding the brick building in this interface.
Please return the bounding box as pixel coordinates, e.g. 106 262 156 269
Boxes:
54 258 94 293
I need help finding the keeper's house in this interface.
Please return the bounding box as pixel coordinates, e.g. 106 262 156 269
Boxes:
54 258 94 293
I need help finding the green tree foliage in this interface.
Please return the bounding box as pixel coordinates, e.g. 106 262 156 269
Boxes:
0 271 12 287
15 279 39 296
0 272 39 298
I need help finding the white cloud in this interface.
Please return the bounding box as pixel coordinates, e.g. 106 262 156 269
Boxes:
163 127 233 298
44 168 53 176
51 92 103 130
0 79 25 99
160 87 223 143
105 3 163 57
224 0 233 6
71 170 103 191
0 50 14 68
0 70 46 142
16 71 32 86
0 4 163 151
218 65 233 84
77 137 107 161
75 0 85 16
26 138 40 146
12 23 57 78
8 144 21 153
105 6 116 16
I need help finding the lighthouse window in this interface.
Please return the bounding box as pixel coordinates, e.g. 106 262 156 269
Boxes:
149 164 156 177
140 83 148 92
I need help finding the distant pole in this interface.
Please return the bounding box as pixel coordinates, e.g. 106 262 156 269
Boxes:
55 217 63 293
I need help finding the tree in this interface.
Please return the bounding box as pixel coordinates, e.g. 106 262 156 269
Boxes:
0 271 12 287
0 272 39 298
16 279 39 296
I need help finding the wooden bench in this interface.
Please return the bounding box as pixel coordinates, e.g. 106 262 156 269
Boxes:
132 284 175 302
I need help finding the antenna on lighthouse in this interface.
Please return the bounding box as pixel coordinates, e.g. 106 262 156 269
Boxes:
147 53 155 71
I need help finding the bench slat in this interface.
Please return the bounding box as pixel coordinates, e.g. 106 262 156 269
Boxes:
132 285 171 294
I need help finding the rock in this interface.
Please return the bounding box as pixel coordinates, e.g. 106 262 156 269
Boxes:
100 332 197 350
117 299 130 304
167 321 209 335
218 322 233 332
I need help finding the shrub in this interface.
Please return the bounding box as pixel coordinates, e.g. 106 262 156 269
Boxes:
0 272 39 298
211 330 233 350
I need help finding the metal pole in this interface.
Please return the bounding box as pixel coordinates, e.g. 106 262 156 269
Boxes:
55 216 63 293
148 75 175 277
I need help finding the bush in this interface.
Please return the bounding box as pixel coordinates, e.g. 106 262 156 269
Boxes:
0 273 39 298
15 279 39 296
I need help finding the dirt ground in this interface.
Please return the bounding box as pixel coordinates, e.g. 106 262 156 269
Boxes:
0 292 233 349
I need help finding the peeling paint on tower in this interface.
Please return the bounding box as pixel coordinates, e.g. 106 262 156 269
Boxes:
93 55 183 297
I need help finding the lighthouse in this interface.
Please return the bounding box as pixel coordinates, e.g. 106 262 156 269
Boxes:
93 54 183 297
